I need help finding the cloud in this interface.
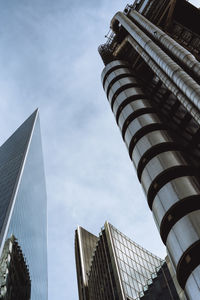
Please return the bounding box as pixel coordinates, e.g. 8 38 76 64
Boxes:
0 1 168 299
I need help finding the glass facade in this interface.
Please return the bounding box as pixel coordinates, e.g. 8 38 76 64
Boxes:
0 111 47 300
76 222 179 300
109 224 164 299
88 229 121 300
0 112 37 244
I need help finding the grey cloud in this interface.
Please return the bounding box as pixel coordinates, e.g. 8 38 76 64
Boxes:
0 0 173 299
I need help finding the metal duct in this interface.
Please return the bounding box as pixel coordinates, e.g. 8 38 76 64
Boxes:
110 12 200 111
129 9 200 81
113 34 200 125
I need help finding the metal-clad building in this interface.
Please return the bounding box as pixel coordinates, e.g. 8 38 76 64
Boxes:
99 1 200 299
75 227 98 300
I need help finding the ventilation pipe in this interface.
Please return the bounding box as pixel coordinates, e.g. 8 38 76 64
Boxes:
110 12 200 111
129 10 200 81
113 35 200 125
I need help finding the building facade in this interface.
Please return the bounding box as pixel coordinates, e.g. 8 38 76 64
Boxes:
0 110 48 299
0 235 31 300
75 222 179 300
98 1 200 299
75 227 98 300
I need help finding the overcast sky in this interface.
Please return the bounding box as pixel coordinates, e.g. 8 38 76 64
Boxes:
0 0 199 299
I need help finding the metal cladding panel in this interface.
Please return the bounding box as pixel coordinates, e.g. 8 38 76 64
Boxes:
101 60 128 85
185 265 200 299
113 87 145 121
141 151 188 200
166 210 200 288
124 113 162 147
131 130 173 170
167 211 200 263
152 176 200 242
5 113 48 300
75 227 98 300
118 99 152 131
75 231 85 300
108 77 139 107
104 67 131 95
77 227 98 286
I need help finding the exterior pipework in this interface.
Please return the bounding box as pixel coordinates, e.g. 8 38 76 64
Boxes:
110 12 200 111
113 34 200 125
129 9 200 81
101 60 200 299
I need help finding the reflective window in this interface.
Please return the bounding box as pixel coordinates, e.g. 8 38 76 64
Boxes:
110 224 163 300
3 113 48 300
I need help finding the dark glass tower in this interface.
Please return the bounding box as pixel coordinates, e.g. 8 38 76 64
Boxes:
0 110 47 299
98 1 200 299
75 222 179 300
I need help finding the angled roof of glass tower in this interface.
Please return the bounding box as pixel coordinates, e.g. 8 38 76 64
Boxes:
75 222 179 300
0 110 48 300
0 110 37 246
107 223 163 299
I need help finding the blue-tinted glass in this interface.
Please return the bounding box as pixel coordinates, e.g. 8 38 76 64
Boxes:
0 112 37 240
6 113 48 300
110 225 163 300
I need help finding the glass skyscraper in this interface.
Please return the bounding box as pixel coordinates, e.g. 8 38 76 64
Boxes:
0 110 47 299
75 222 179 300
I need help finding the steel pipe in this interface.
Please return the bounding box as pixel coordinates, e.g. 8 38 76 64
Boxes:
110 12 200 111
114 34 200 125
129 9 200 81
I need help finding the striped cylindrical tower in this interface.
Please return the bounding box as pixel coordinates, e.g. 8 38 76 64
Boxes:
101 59 200 299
